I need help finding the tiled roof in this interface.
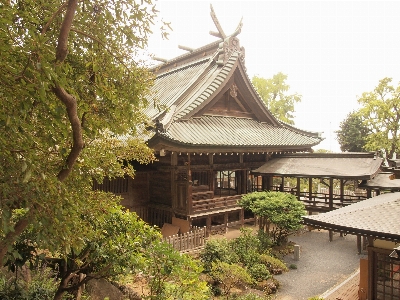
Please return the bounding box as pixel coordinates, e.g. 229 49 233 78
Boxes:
303 192 400 242
143 58 213 120
154 115 321 148
173 53 239 121
358 172 400 190
252 153 382 179
144 37 323 150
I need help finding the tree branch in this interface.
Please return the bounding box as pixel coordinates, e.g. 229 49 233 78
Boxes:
70 28 131 71
53 85 84 182
41 2 69 35
0 215 31 265
56 0 79 63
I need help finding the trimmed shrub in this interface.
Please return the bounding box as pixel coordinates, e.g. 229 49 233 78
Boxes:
247 263 271 282
200 238 239 272
259 254 288 274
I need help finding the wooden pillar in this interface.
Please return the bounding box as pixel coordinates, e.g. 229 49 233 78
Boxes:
367 238 374 300
296 177 301 200
308 177 313 202
239 153 244 164
329 178 334 210
367 189 372 198
329 230 333 242
263 176 271 191
224 213 228 233
340 179 344 204
206 216 211 237
357 235 362 254
187 154 193 215
280 177 284 191
243 170 247 194
376 189 381 196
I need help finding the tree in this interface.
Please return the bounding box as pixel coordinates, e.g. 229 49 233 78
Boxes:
0 0 161 264
5 202 161 300
356 77 400 159
335 111 368 152
252 72 301 125
238 191 306 245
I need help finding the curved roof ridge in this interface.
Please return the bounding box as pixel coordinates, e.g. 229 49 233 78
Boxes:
150 40 222 72
155 56 212 79
278 119 323 138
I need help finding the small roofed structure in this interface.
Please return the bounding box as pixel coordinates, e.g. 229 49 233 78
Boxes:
252 152 382 179
303 193 400 300
251 152 383 216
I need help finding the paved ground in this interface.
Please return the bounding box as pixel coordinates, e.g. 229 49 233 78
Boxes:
271 229 366 300
224 226 366 300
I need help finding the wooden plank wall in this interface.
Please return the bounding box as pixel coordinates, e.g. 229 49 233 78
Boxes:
149 171 172 205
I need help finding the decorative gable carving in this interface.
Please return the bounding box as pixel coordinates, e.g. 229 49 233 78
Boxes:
204 84 254 118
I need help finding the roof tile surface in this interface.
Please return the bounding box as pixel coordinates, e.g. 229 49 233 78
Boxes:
157 115 321 147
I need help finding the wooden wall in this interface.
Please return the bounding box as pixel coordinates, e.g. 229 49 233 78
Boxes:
149 170 172 205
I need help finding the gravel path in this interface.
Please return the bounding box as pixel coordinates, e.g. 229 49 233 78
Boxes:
272 229 366 300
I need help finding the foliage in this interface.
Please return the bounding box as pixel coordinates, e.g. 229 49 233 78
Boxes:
5 203 161 300
247 264 270 282
0 0 161 265
252 73 301 125
259 254 288 274
335 111 368 152
231 293 271 300
209 261 253 297
200 238 239 272
356 77 400 159
142 240 210 300
238 192 306 245
0 266 60 300
229 228 264 267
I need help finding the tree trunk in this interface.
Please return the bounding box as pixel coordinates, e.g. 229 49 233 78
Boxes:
0 216 30 265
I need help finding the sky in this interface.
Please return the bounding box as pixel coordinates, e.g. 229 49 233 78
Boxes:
145 0 400 152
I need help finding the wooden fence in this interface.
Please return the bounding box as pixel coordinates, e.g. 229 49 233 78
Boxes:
163 226 207 253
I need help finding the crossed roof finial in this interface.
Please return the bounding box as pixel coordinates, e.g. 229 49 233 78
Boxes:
209 4 243 39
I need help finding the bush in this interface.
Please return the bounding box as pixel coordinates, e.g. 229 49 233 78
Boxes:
231 293 271 300
0 266 59 300
209 261 253 296
259 254 288 274
247 263 270 282
200 238 239 272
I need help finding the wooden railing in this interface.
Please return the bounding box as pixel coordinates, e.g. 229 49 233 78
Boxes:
270 186 368 212
163 226 207 253
294 191 366 212
192 195 242 214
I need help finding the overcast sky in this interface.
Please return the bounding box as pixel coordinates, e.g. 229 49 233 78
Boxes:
145 0 400 152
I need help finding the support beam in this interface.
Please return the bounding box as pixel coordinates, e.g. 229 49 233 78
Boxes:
329 178 334 210
296 177 301 200
206 216 211 237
